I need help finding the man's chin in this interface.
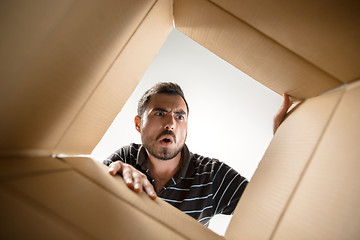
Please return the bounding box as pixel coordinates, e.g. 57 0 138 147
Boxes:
147 146 183 161
155 151 178 161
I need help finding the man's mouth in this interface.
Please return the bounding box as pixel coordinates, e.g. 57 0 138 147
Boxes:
156 130 176 144
160 137 172 144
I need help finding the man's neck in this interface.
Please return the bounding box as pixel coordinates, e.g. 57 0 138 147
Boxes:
146 152 182 193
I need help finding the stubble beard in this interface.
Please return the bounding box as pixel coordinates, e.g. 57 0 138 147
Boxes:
142 132 187 161
146 143 183 160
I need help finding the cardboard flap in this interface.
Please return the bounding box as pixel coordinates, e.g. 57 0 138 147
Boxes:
272 80 360 239
226 88 344 239
0 188 90 239
53 0 173 155
0 0 171 156
211 0 360 83
1 156 223 240
174 0 343 99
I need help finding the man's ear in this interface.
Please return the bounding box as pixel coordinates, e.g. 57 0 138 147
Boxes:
134 116 141 133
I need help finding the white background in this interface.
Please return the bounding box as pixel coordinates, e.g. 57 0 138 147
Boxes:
92 29 282 235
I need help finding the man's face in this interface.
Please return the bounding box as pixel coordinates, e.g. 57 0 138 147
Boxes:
137 93 188 160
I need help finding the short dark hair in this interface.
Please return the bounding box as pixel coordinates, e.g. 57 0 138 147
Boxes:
137 82 189 117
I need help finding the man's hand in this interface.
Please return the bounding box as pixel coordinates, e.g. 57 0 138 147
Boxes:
273 94 293 134
108 161 157 200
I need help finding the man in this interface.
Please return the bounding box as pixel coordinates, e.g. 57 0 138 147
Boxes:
104 82 291 226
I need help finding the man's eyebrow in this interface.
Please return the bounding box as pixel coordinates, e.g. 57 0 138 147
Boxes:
153 107 167 112
152 108 187 115
174 110 187 115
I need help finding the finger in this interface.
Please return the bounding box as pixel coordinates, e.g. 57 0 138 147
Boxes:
121 164 134 187
143 180 157 200
279 94 292 116
283 94 292 108
132 171 143 193
108 162 122 176
273 94 293 134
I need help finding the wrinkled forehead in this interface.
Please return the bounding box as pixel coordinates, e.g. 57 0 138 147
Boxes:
146 93 188 114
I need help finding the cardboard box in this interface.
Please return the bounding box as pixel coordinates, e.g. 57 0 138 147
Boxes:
1 0 359 239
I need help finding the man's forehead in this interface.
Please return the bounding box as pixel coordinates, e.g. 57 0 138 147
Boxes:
147 94 187 113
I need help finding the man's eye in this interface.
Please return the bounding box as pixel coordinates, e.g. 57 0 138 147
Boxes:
155 112 164 116
176 115 184 120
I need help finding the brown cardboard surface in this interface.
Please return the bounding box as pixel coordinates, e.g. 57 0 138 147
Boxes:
0 157 70 182
1 0 359 238
53 0 173 155
225 88 344 239
0 0 156 155
174 0 342 100
62 157 223 240
272 81 360 239
211 0 360 83
3 168 222 240
0 187 90 239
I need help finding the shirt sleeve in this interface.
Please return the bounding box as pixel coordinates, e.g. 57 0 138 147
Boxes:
212 162 248 215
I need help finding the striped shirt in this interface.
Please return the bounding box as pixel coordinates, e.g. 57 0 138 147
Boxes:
103 143 248 226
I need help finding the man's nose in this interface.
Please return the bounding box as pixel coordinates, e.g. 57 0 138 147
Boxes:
164 115 175 130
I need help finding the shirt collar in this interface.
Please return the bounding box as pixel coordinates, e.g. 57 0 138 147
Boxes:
136 145 148 171
177 144 195 179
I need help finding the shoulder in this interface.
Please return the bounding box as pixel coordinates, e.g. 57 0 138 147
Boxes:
192 153 230 171
190 153 227 179
114 143 141 155
190 153 246 183
192 154 219 169
104 143 142 165
128 143 142 154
